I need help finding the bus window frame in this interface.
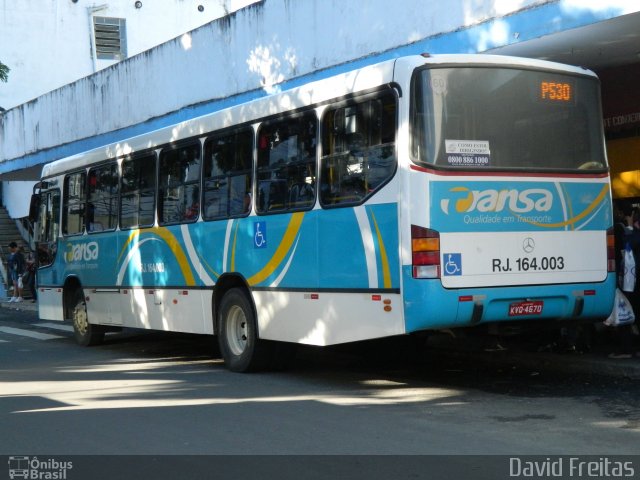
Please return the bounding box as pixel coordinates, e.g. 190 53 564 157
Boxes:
87 160 119 234
119 149 158 231
256 109 319 216
36 188 61 268
202 126 254 222
158 139 202 226
319 89 399 209
62 170 87 237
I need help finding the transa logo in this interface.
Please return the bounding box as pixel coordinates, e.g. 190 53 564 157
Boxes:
440 187 553 214
64 241 99 263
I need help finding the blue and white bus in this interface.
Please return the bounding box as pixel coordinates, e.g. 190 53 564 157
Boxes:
32 54 615 371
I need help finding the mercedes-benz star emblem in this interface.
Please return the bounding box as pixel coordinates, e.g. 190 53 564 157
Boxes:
522 237 535 253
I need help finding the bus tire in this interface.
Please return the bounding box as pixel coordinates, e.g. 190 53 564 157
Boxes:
217 288 271 372
71 288 104 347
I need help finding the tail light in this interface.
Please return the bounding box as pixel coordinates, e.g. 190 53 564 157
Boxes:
412 225 440 278
607 227 615 272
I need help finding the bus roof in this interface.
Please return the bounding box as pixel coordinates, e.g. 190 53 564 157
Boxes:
406 53 596 76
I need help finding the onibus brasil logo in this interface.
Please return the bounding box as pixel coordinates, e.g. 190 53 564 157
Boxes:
8 456 73 479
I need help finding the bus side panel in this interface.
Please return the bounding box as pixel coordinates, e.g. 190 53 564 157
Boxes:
37 286 65 321
186 221 229 288
222 202 400 292
115 224 213 333
85 290 122 325
36 261 64 321
317 203 400 291
36 231 121 323
230 211 320 290
248 202 402 344
255 291 404 345
60 231 119 287
83 290 210 333
116 288 213 334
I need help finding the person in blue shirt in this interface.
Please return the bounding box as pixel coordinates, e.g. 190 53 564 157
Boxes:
7 241 25 302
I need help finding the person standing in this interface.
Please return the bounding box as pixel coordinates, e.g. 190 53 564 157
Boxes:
24 251 37 302
608 202 640 358
6 241 25 302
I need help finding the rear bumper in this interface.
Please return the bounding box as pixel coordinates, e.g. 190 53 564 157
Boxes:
402 267 616 333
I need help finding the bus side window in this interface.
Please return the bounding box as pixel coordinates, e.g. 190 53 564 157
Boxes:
203 128 253 221
256 111 317 214
87 162 119 232
120 152 157 230
158 142 201 225
62 171 86 235
320 91 397 207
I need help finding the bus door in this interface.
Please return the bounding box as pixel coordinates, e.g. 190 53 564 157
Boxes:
32 187 63 320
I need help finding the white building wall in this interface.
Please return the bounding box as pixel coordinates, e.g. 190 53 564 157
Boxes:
0 0 258 110
0 0 257 217
3 181 34 218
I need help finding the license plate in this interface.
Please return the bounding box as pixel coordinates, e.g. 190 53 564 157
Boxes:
508 300 543 317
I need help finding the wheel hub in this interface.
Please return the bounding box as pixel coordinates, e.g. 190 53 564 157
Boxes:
226 305 248 356
74 302 88 335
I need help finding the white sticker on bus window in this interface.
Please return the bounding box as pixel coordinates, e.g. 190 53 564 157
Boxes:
445 140 491 167
431 76 447 95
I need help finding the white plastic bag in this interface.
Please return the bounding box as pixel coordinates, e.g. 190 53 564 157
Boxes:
622 243 636 292
17 276 23 289
605 288 636 327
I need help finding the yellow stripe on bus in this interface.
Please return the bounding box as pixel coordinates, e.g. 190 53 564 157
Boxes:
516 184 609 229
117 228 196 285
562 183 575 231
247 212 305 286
230 220 239 272
370 211 391 289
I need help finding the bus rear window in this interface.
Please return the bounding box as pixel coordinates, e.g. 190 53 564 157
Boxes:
410 67 606 172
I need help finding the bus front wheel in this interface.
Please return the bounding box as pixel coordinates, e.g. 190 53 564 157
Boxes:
71 288 104 346
217 288 271 372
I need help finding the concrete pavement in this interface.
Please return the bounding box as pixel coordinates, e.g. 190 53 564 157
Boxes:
1 298 38 312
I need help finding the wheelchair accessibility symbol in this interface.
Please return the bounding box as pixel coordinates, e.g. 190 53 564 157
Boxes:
443 253 462 276
254 221 267 248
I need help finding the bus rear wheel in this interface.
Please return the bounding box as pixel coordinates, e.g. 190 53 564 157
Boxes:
71 288 104 346
217 288 271 372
